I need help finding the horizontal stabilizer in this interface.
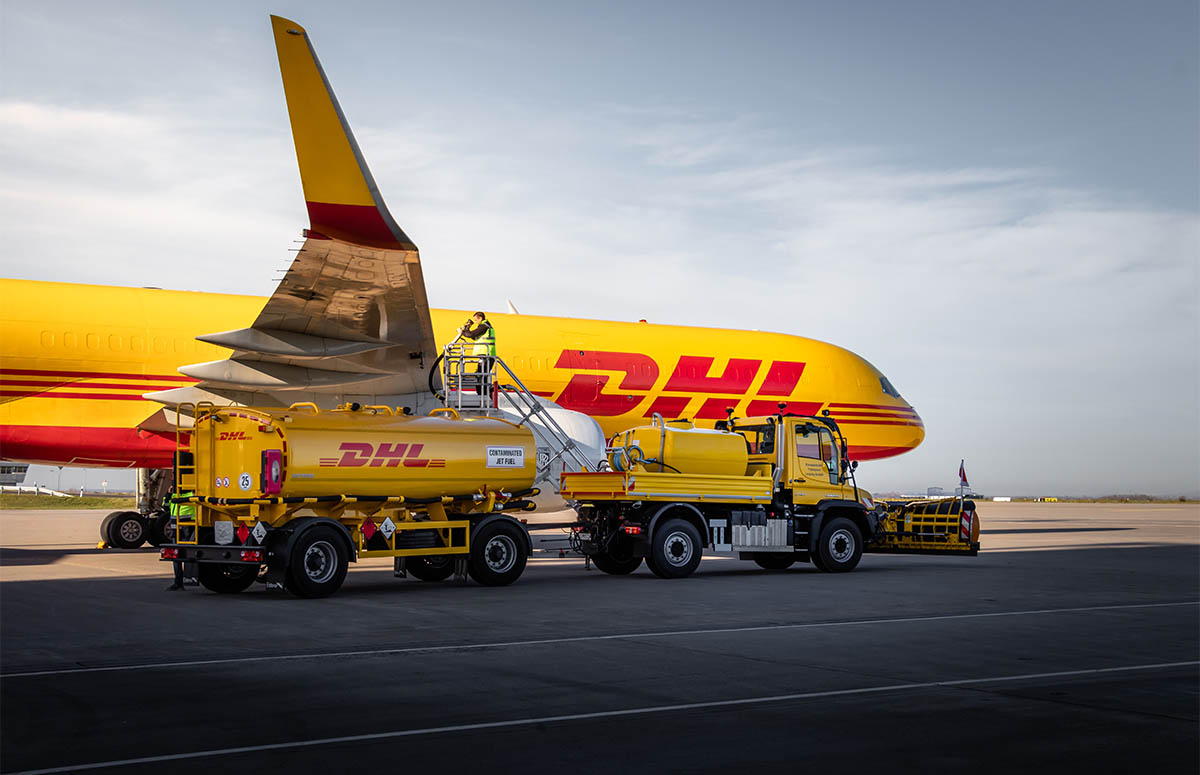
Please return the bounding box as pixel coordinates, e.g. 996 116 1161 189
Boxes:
177 359 382 389
141 386 240 409
271 15 415 250
197 327 388 358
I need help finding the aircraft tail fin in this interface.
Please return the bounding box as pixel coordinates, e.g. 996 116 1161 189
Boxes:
270 15 415 250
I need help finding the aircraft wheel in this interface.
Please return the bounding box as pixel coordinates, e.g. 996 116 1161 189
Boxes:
753 553 796 571
816 517 863 573
198 563 259 593
99 511 122 544
108 511 148 549
407 556 456 582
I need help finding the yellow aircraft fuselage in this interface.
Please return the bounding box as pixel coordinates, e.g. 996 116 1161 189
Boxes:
0 278 924 468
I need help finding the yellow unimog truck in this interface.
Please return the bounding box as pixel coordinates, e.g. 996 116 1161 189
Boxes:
562 411 979 578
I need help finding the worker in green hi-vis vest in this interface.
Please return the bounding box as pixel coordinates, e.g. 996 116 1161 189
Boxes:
166 488 195 591
458 311 496 396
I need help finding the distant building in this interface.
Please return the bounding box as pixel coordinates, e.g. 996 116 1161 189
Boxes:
0 462 30 486
927 487 946 497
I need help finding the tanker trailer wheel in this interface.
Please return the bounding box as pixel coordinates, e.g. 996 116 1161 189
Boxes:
108 511 149 549
590 534 643 575
197 562 260 593
468 521 528 586
753 553 796 571
648 518 703 579
407 556 456 582
816 517 863 573
285 526 349 598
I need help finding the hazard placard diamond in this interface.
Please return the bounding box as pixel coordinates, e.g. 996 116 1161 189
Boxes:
362 519 377 540
251 521 267 543
236 524 250 544
379 517 396 540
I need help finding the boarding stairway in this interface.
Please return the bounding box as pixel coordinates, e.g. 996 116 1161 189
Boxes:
439 343 598 484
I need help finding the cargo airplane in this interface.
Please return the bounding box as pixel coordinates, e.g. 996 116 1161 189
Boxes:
0 16 923 475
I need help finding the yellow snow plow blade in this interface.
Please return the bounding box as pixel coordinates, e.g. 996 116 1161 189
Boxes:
868 498 980 556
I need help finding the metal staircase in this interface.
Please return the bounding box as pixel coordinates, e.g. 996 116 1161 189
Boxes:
439 343 598 483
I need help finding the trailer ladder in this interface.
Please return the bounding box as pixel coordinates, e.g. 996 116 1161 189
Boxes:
439 343 598 483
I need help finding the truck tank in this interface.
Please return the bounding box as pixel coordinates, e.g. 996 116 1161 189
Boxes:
191 404 536 501
610 417 748 476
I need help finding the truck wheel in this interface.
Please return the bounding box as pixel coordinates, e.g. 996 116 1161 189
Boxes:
198 563 259 593
816 517 863 573
408 556 456 582
468 521 528 586
108 511 148 549
286 526 349 598
591 551 643 575
148 513 176 547
753 553 795 571
648 518 703 579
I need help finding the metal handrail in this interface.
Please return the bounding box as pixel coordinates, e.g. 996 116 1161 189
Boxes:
439 344 598 480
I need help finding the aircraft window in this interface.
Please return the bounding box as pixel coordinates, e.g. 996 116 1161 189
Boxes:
63 332 77 348
880 377 901 398
86 334 99 350
739 424 775 455
109 335 123 351
40 332 54 349
131 336 145 353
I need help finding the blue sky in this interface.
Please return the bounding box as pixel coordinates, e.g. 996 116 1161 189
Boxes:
2 1 1197 495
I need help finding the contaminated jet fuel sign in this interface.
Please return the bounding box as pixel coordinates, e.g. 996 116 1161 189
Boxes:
487 446 525 468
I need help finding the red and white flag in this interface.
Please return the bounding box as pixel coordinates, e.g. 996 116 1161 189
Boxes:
959 459 969 488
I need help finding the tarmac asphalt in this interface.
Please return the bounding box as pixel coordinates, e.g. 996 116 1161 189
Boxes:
1 502 1197 774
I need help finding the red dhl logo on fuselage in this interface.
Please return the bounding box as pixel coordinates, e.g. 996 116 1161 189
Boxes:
318 442 446 469
548 351 820 418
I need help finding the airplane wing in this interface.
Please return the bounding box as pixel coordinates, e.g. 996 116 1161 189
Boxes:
146 16 436 409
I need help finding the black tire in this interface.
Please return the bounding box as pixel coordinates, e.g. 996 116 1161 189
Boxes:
285 525 350 598
753 553 796 571
108 511 148 549
407 556 456 582
468 520 528 586
648 518 703 579
148 513 175 547
816 517 863 573
197 563 260 593
591 551 643 575
590 533 642 575
99 511 121 545
808 550 827 571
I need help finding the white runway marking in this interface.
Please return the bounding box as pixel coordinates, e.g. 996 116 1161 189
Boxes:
5 660 1196 775
2 600 1195 679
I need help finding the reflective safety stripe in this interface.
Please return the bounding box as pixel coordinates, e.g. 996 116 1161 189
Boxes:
478 322 496 356
170 492 196 517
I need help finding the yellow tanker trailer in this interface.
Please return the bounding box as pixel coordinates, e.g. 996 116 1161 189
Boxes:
162 402 539 597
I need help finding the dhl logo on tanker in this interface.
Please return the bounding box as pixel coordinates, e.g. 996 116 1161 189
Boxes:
318 442 447 469
546 350 822 419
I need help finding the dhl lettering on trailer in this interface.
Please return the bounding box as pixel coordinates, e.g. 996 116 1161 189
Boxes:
318 442 446 468
217 431 251 441
549 350 819 418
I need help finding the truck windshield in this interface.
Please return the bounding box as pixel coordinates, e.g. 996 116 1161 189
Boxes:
737 424 775 455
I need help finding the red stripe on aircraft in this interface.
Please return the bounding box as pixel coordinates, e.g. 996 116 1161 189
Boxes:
0 368 195 382
829 410 920 419
834 418 923 426
664 356 760 394
0 388 153 401
0 425 179 468
694 397 739 420
846 444 915 462
757 361 806 395
1 379 188 392
305 201 409 250
828 403 915 411
745 400 823 416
